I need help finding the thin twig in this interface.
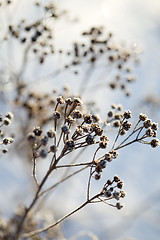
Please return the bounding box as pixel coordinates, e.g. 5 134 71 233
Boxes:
87 147 100 200
56 162 92 168
38 165 89 197
22 193 102 238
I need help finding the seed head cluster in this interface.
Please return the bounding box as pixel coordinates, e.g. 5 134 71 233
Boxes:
0 112 14 154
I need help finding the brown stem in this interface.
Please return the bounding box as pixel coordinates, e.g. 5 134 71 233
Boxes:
15 151 64 239
22 193 101 238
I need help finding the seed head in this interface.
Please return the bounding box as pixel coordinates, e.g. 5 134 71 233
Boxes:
95 173 101 180
119 129 126 135
114 175 120 182
86 134 95 145
122 121 131 131
150 139 159 148
117 181 123 189
120 190 126 198
139 113 147 121
39 148 48 158
47 130 56 138
145 128 154 137
104 153 112 162
50 145 57 153
5 112 14 120
113 191 120 200
64 139 75 151
41 136 48 146
107 179 112 185
116 202 123 210
56 96 65 104
151 122 158 131
65 98 73 105
2 149 8 154
72 110 83 119
27 132 36 144
73 97 82 106
33 126 42 136
53 111 61 120
123 110 132 119
61 124 70 134
3 118 11 125
84 115 92 124
113 120 120 128
3 137 14 145
108 111 113 118
143 119 152 128
104 190 112 198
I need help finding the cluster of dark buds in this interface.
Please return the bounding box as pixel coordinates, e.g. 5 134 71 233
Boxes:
101 175 125 210
0 112 14 153
19 175 125 239
2 95 159 240
106 107 159 150
60 26 139 96
3 1 66 66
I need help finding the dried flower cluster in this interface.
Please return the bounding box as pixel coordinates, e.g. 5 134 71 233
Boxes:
0 112 14 154
0 1 159 240
60 26 138 96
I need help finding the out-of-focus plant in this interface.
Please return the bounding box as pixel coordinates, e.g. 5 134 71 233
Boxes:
0 1 159 240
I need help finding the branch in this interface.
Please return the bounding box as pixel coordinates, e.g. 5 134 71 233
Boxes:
22 193 101 238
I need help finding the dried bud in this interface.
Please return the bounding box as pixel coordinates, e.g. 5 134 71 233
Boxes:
86 134 95 145
65 98 73 105
41 136 48 146
3 137 14 145
150 139 159 148
116 202 123 210
56 96 65 104
3 118 11 125
72 110 83 119
108 111 113 118
53 111 61 120
117 181 123 189
84 115 92 124
73 97 82 106
104 153 112 162
151 122 158 131
104 190 112 198
113 120 120 128
119 129 126 135
95 173 101 180
145 128 154 137
64 139 75 151
107 179 112 185
33 126 42 136
50 145 57 153
114 175 120 182
113 191 120 200
5 112 14 119
143 119 152 128
39 148 48 158
47 130 56 138
123 110 131 119
27 132 36 144
122 121 131 131
61 124 70 134
120 190 126 198
139 113 147 121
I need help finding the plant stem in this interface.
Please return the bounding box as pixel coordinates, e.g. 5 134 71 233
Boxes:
22 193 101 238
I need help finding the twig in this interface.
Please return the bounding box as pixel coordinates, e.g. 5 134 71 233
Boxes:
56 162 92 168
22 193 102 238
38 165 89 197
87 147 100 200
